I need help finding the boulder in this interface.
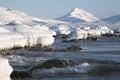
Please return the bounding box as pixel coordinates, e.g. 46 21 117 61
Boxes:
28 59 71 73
62 39 79 42
87 37 101 41
10 70 32 78
66 45 82 51
102 33 115 37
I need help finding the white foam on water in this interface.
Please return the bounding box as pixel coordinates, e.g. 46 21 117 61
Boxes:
33 63 92 76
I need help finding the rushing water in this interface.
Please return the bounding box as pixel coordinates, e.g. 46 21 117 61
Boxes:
5 36 120 80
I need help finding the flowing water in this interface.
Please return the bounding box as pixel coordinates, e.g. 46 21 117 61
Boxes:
5 36 120 80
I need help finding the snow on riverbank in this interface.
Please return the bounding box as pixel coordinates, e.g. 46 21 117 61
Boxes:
0 58 13 80
50 24 114 40
0 23 55 49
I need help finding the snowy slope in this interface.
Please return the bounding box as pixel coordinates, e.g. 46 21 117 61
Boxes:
0 7 65 26
0 27 11 34
56 8 99 23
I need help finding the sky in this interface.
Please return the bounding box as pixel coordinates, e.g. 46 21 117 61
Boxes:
0 0 120 19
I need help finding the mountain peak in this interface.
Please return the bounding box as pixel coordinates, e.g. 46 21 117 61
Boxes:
56 8 99 23
72 8 84 13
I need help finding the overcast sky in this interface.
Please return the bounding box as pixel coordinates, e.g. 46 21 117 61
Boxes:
0 0 120 19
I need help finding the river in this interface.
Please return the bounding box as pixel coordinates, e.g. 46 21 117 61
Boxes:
6 36 120 80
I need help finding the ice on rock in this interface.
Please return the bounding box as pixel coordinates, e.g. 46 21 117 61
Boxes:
50 24 70 35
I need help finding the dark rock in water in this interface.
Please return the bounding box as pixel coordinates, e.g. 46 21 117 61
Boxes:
102 33 114 37
10 70 19 78
19 71 32 78
63 37 101 42
28 59 72 73
87 37 101 41
66 45 82 51
10 70 32 78
61 34 70 38
114 33 120 37
55 34 70 39
62 39 79 42
101 33 120 37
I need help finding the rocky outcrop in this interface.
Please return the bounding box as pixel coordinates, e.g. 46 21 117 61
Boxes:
66 45 82 51
86 37 101 41
10 70 32 78
28 59 71 72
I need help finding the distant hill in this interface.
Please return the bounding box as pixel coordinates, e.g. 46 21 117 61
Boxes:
56 8 99 23
101 15 120 23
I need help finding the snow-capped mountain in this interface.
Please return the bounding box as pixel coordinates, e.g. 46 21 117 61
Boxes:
101 15 120 23
56 8 99 23
0 7 65 26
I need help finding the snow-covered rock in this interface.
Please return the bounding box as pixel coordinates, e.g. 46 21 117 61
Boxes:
50 24 70 35
66 25 114 41
69 29 88 40
56 8 99 23
80 26 114 36
86 30 101 36
0 58 13 80
95 26 114 34
36 36 54 47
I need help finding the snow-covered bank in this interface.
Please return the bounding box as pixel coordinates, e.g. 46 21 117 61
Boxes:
0 7 56 49
50 24 70 35
69 29 88 40
0 58 13 80
0 23 55 49
0 33 54 49
50 24 114 40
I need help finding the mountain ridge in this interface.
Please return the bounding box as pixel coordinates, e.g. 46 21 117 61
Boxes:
0 7 66 26
101 15 120 23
